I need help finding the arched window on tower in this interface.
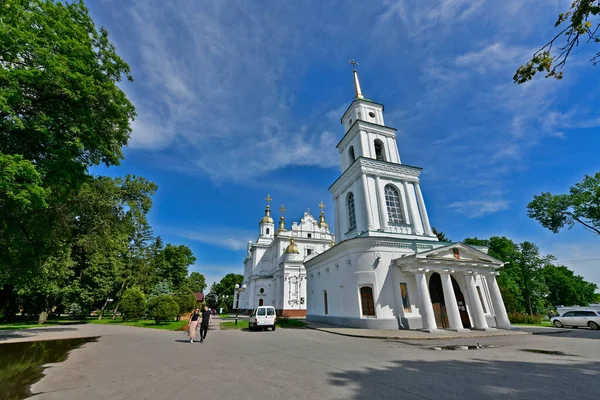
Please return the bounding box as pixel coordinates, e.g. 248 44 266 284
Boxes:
346 192 356 232
348 146 355 164
374 139 385 161
266 228 270 235
384 184 405 224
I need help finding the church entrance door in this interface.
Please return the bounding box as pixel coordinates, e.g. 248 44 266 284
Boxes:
429 273 472 329
258 298 264 307
429 273 448 328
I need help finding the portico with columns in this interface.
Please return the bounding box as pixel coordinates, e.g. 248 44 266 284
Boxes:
305 61 512 331
395 243 512 331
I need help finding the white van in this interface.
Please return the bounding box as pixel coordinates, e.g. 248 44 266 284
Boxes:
248 306 277 331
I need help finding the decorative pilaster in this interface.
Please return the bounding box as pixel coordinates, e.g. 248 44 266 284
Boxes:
403 181 423 235
440 272 465 331
415 183 433 236
485 273 512 329
334 195 344 241
361 174 374 230
375 176 388 231
415 271 438 331
464 273 489 330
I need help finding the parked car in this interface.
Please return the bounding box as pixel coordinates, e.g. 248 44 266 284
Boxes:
551 310 600 330
248 306 276 331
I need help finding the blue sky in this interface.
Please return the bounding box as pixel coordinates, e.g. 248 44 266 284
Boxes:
88 0 600 290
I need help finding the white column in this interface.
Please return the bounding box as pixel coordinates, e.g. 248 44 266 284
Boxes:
335 195 345 241
403 181 423 235
485 274 512 329
464 274 489 330
360 132 370 159
415 183 433 236
440 272 465 331
375 176 388 231
362 174 374 230
353 180 365 233
415 271 438 331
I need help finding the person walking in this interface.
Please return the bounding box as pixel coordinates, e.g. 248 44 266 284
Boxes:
199 304 212 343
188 308 200 343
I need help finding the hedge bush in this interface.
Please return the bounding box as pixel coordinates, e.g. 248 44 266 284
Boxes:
173 289 197 321
508 312 542 324
147 294 179 324
120 287 146 320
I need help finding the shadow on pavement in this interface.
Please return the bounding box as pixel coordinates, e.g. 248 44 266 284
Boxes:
329 357 600 399
0 327 78 342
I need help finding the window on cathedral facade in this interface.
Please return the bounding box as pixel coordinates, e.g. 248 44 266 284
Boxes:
374 139 385 161
349 146 355 163
346 192 356 232
266 228 270 235
360 286 375 316
323 291 328 315
384 185 405 224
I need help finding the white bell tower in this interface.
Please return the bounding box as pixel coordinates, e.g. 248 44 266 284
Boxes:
330 60 436 243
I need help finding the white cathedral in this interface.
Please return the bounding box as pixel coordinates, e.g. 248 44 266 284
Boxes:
239 66 512 331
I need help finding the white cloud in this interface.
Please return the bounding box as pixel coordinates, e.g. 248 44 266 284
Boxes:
167 228 255 251
448 200 510 218
455 43 533 74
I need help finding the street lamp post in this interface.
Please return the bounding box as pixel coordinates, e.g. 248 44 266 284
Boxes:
234 283 247 325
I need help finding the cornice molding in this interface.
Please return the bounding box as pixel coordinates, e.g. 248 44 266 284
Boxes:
337 120 398 150
329 157 423 195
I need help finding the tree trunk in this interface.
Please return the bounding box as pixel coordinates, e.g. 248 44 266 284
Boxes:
112 280 126 319
38 298 49 324
112 299 121 319
98 298 110 320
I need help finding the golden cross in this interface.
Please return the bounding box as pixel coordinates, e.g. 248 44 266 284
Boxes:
280 204 286 214
349 59 359 70
265 194 272 205
319 201 325 211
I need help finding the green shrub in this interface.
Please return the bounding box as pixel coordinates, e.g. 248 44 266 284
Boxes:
508 312 542 324
147 294 179 324
172 289 197 321
120 287 146 320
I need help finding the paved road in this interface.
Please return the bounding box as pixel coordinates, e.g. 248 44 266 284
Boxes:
14 324 600 399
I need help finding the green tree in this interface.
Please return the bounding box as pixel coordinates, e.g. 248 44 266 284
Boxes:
514 0 600 83
208 273 243 310
157 244 196 289
432 227 451 242
119 287 146 320
515 242 552 315
147 294 179 324
527 172 600 236
149 281 173 298
542 265 598 307
172 289 197 321
186 272 206 293
0 0 135 319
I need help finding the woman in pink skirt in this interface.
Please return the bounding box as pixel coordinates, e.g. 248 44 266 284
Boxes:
188 308 200 343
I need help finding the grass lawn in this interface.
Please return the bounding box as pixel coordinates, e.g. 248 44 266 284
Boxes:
512 321 554 327
220 320 249 330
277 319 306 328
217 314 232 319
87 318 188 330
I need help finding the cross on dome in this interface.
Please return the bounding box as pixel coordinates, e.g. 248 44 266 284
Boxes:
348 59 364 100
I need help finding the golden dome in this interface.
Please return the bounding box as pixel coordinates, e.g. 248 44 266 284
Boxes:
318 201 328 229
285 237 299 254
260 215 274 224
